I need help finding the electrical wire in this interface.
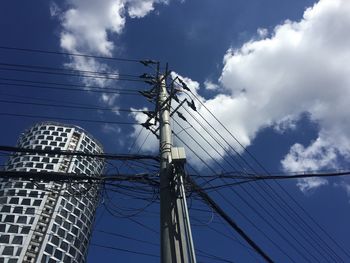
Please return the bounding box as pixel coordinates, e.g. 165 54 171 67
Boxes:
0 62 141 78
172 133 295 262
0 99 150 114
0 45 148 63
172 115 323 261
172 84 344 262
181 90 346 262
181 81 349 259
90 243 159 258
0 146 159 161
0 66 145 82
0 112 139 126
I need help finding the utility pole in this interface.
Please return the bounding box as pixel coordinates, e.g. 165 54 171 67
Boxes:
158 73 196 263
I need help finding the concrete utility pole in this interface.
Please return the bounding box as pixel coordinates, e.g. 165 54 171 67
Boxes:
158 74 196 263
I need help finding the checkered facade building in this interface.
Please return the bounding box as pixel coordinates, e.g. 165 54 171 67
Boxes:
0 122 104 263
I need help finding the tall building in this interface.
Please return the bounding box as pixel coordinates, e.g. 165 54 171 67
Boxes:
0 122 104 263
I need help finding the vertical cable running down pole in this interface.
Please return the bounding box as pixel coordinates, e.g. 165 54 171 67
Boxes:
178 166 197 263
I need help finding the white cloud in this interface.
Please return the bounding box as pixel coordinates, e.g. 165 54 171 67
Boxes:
273 114 299 134
100 93 118 108
257 28 268 38
281 135 338 192
281 136 339 172
297 177 329 194
130 0 350 193
59 0 125 56
49 2 61 17
53 0 170 56
129 107 158 153
216 0 350 192
127 0 169 18
203 80 219 91
51 0 170 120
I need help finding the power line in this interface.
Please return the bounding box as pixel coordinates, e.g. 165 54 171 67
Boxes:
0 99 150 114
183 86 349 260
0 112 138 125
187 176 274 263
0 62 141 78
0 145 159 161
175 84 344 261
90 243 159 258
0 45 148 63
0 82 140 95
173 133 295 261
95 229 159 247
200 171 350 190
0 67 145 82
172 109 323 261
0 77 143 92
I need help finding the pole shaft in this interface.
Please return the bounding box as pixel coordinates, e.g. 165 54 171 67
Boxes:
159 74 176 262
159 73 196 263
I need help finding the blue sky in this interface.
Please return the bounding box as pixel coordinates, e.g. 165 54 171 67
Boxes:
1 0 350 262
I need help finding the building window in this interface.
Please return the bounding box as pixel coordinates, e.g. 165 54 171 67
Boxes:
25 162 34 168
45 244 53 254
25 207 35 215
14 182 23 188
51 235 59 246
12 236 23 245
0 224 6 232
69 246 76 256
33 200 42 206
1 205 10 213
21 199 30 205
46 164 54 170
32 156 40 162
25 182 35 189
13 206 23 214
21 226 30 234
29 191 38 198
57 228 65 237
4 215 15 223
54 249 63 260
0 235 10 243
35 163 44 168
2 246 14 255
17 216 27 224
17 190 27 197
8 225 19 233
